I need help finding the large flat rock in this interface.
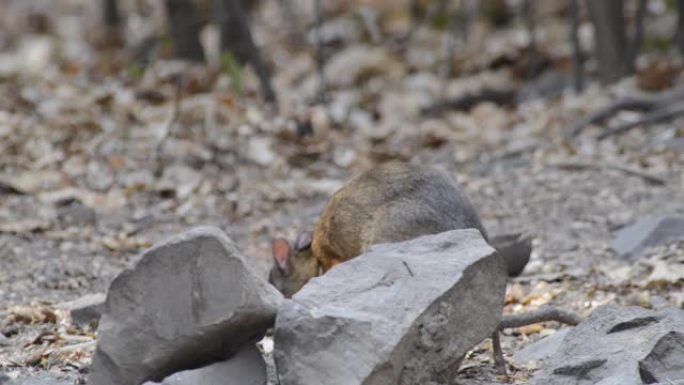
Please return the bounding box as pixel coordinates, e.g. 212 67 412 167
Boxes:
512 328 571 365
531 305 684 385
274 229 507 385
89 226 283 385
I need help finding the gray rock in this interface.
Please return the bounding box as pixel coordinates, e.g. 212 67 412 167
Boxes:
612 216 684 259
651 382 684 385
89 226 283 385
512 328 571 364
143 344 266 385
0 373 9 384
531 305 684 385
639 330 684 382
58 292 106 327
274 229 507 385
56 199 96 227
0 333 9 346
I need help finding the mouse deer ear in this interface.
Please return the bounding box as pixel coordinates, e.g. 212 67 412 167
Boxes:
294 231 313 251
272 239 292 274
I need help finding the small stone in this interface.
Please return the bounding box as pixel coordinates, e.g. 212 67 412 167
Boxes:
247 137 276 167
142 344 267 385
274 229 507 385
612 216 684 259
56 199 96 228
89 226 283 385
58 293 106 327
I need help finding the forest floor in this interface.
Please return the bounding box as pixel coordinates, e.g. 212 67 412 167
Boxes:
0 0 683 384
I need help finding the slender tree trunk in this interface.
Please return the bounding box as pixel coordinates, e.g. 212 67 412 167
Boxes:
677 0 684 56
569 0 584 92
165 0 205 61
522 0 537 79
215 0 276 103
586 0 630 84
103 0 120 27
314 0 327 104
408 0 422 34
629 0 647 71
442 0 473 81
278 0 304 46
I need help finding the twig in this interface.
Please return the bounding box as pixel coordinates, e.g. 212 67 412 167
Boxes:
50 340 97 354
491 331 508 377
499 306 582 329
597 102 684 140
549 160 667 186
565 98 658 138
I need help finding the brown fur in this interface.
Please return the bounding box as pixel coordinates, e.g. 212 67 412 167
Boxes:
311 162 488 269
270 162 489 297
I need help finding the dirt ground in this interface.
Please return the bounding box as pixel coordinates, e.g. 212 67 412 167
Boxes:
0 0 682 383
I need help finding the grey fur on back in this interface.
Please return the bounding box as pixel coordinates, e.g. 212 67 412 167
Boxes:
359 164 488 249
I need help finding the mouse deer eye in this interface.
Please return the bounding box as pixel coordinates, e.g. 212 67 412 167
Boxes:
294 231 313 251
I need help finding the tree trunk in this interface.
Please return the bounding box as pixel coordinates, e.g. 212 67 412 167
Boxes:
103 0 120 27
522 0 537 79
569 0 583 92
215 0 276 103
677 0 684 56
629 0 647 71
165 0 205 62
586 0 630 84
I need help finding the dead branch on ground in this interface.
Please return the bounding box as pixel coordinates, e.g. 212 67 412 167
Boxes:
565 85 684 138
548 160 666 186
500 306 583 329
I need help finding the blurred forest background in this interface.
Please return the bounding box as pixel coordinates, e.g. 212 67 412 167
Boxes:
0 0 683 383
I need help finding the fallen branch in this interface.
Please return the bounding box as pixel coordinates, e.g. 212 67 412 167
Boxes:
566 84 684 138
421 89 516 117
565 98 658 138
549 160 667 186
597 101 684 140
500 306 582 329
491 307 582 375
